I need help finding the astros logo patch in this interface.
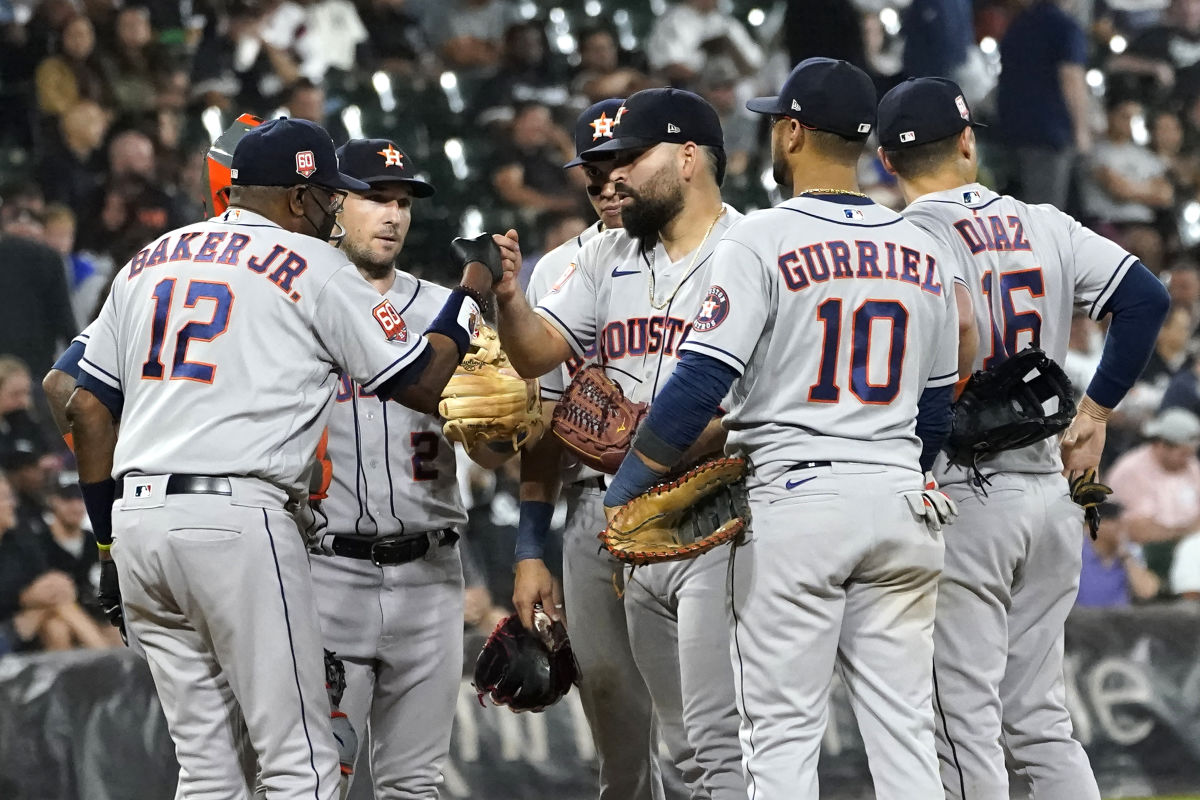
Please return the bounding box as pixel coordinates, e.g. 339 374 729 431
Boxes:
372 299 408 341
378 144 404 167
589 113 618 140
693 285 730 332
295 150 316 178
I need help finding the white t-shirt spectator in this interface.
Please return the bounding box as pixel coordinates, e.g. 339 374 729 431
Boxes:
1083 141 1169 224
1170 532 1200 595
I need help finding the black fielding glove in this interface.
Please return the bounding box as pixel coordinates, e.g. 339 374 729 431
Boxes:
451 234 503 282
98 559 127 644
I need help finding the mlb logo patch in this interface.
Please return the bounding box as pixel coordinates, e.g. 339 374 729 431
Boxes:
295 150 317 178
955 94 970 121
134 483 153 498
899 131 916 143
962 190 981 204
372 299 408 341
844 208 864 220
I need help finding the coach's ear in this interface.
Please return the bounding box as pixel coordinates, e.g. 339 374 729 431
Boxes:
288 185 307 216
878 146 897 176
959 126 976 161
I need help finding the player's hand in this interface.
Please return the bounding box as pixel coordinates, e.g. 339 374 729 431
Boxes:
1061 396 1110 473
513 559 563 630
492 229 523 305
97 559 128 643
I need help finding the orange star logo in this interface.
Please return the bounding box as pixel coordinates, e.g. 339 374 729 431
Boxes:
590 112 617 140
378 144 404 168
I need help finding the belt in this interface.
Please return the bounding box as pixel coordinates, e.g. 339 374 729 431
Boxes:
115 474 232 499
575 476 607 490
786 461 832 472
329 530 458 566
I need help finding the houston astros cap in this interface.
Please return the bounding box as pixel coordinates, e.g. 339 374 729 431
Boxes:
746 57 876 140
336 139 435 197
231 117 369 192
564 98 626 168
580 88 724 160
877 77 985 150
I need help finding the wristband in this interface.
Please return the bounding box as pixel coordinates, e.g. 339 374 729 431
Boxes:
80 477 117 547
604 452 665 508
96 541 112 552
515 500 555 562
424 287 480 359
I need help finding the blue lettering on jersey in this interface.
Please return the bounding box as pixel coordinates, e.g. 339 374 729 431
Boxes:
598 316 691 362
126 232 308 304
776 241 942 296
953 214 1034 254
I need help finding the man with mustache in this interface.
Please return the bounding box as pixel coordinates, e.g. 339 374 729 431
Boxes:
493 88 745 799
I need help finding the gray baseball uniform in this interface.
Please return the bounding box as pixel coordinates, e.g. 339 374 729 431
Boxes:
526 222 670 800
680 194 959 799
906 183 1134 800
79 207 442 800
308 270 465 800
535 208 744 800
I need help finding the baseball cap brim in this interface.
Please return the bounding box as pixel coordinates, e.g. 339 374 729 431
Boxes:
580 135 672 161
315 172 372 193
746 96 785 115
352 174 436 197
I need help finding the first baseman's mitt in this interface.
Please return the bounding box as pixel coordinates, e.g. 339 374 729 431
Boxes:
440 325 543 450
473 609 581 712
602 456 750 565
945 346 1076 468
552 364 648 473
1070 467 1113 540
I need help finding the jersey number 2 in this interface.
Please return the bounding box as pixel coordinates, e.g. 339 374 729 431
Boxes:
142 278 235 382
809 299 908 404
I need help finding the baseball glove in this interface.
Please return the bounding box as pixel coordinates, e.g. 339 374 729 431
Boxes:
552 364 648 473
473 609 581 713
440 325 543 450
945 346 1076 469
1070 467 1113 540
324 650 357 779
602 456 750 565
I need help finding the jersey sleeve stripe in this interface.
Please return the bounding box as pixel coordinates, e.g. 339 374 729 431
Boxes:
534 307 588 358
360 338 430 393
926 370 959 388
79 357 122 388
1088 253 1137 320
76 370 124 418
679 340 747 373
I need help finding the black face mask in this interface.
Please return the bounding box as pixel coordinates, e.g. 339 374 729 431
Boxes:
301 187 344 243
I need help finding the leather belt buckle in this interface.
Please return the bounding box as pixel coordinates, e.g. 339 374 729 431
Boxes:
370 534 430 566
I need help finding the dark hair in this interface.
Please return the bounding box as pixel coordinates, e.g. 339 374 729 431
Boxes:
702 145 726 186
807 129 867 166
882 133 961 179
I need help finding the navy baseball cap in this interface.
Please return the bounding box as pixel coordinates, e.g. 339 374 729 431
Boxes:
231 117 369 192
581 88 724 160
746 58 876 140
336 139 435 197
878 78 985 150
564 98 626 168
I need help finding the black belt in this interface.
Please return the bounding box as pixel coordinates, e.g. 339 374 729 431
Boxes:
786 461 832 472
329 530 458 566
116 474 232 499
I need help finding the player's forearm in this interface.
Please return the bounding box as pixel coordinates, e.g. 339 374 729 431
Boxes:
497 297 572 378
515 422 564 561
680 417 727 465
66 389 117 484
42 368 76 438
388 335 462 414
1088 262 1170 408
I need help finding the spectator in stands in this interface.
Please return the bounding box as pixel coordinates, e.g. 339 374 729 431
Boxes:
1142 304 1194 386
570 26 648 108
358 0 431 77
475 21 570 126
42 473 114 641
518 208 588 289
1082 96 1173 271
1165 261 1200 323
34 14 111 118
1151 107 1200 206
698 60 755 188
1170 526 1200 597
99 5 169 116
1077 502 1163 606
1108 407 1200 585
430 0 517 73
783 0 867 72
1161 353 1200 415
43 204 108 325
1065 310 1104 396
646 0 764 89
996 0 1091 208
489 101 584 220
902 0 980 94
0 357 52 466
3 440 51 537
1110 0 1200 103
282 78 349 144
291 0 368 85
0 183 44 241
37 98 109 213
189 0 291 112
0 472 111 651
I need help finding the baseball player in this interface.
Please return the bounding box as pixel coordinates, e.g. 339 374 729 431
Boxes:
304 136 491 798
878 77 1170 800
602 59 962 799
495 88 745 799
65 118 500 800
512 98 679 800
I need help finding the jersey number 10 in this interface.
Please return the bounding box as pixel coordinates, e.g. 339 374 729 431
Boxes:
809 299 908 405
142 278 235 383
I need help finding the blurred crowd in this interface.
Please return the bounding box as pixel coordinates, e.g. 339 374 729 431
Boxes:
7 0 1200 653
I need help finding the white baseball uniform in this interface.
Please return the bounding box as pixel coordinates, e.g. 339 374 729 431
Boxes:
535 207 745 800
308 270 466 800
906 183 1134 800
527 221 670 800
680 193 959 799
79 207 439 800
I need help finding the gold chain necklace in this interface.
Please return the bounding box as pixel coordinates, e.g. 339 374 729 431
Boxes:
647 208 726 310
799 187 870 198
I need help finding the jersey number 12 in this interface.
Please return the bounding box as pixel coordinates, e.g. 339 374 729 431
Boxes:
142 278 235 383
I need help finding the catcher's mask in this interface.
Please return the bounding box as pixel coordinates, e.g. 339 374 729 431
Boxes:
205 113 263 215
